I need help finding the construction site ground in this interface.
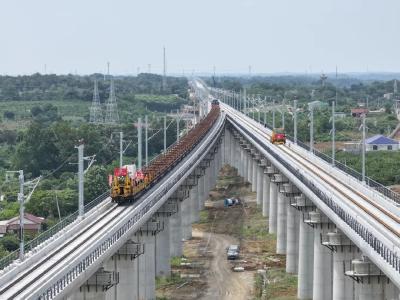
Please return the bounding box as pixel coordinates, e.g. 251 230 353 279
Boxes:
156 165 297 300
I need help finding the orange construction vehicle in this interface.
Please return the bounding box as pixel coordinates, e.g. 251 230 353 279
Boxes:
271 128 286 145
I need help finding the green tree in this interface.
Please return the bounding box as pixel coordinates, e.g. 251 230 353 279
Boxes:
84 165 109 202
3 111 15 120
13 122 59 176
0 234 19 252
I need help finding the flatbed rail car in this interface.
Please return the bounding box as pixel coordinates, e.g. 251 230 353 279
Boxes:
111 102 220 204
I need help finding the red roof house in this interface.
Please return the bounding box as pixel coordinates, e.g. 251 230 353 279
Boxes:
0 213 44 237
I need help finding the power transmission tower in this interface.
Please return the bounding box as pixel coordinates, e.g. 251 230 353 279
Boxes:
89 80 103 124
105 79 119 124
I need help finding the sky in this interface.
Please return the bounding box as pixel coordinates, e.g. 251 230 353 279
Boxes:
1 0 399 75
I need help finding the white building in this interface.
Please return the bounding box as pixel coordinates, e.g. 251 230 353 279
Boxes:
365 135 399 151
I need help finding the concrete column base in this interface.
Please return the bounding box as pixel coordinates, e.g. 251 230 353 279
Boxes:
181 197 192 240
262 172 270 217
297 210 314 300
286 203 299 273
156 217 171 277
276 192 287 254
137 233 156 300
169 200 183 257
268 182 278 234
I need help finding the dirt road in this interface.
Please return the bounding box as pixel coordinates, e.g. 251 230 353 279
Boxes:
194 229 253 300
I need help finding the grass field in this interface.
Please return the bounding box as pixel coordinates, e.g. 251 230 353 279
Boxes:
0 94 185 130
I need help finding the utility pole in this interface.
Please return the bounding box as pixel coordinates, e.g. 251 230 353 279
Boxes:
361 113 366 183
119 131 123 168
176 111 180 142
164 115 167 154
239 90 242 112
76 141 84 217
252 97 256 119
137 118 142 170
243 88 247 115
293 99 298 143
332 99 336 165
272 99 276 128
145 115 148 166
18 170 24 260
309 104 314 153
333 66 338 165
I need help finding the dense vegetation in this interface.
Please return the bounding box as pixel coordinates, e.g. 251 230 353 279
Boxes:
0 73 188 101
0 74 189 258
209 75 399 141
1 73 400 258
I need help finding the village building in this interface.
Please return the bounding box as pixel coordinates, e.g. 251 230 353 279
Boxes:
0 213 44 237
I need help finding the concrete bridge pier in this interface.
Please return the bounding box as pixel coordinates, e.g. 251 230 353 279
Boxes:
190 184 199 223
345 256 387 300
251 150 258 192
203 166 210 203
256 159 265 207
305 209 334 300
230 132 238 169
135 219 163 300
218 141 223 171
282 183 301 274
322 230 356 300
197 175 205 210
208 155 215 190
262 167 270 217
292 195 315 300
247 147 253 184
229 132 235 167
155 215 171 277
272 173 288 241
223 128 229 165
234 136 241 173
268 181 278 234
181 192 192 240
202 157 211 201
383 280 400 300
239 140 245 177
69 268 118 300
276 191 287 254
242 145 249 181
169 199 183 257
104 238 143 300
237 142 242 176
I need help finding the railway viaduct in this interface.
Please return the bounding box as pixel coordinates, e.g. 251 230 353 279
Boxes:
0 81 400 300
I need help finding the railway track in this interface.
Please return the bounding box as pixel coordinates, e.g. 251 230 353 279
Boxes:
0 110 225 299
224 105 400 244
0 204 130 299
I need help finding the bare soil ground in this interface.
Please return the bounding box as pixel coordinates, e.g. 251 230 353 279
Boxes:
156 165 297 300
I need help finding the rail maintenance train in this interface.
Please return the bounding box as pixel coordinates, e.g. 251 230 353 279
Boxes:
270 128 286 144
110 100 220 205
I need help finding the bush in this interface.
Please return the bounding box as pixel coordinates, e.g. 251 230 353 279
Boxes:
3 111 15 120
0 234 19 252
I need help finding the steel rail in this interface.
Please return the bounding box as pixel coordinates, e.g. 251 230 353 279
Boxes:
225 106 400 238
224 107 400 284
28 115 224 299
0 205 121 296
